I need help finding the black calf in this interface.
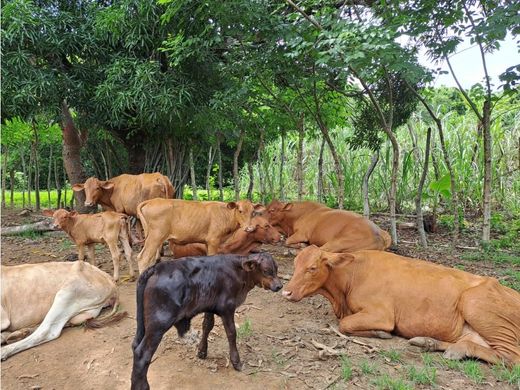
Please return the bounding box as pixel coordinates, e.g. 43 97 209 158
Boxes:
131 252 283 390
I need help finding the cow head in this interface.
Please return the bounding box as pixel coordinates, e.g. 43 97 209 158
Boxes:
251 215 283 244
42 209 78 230
282 245 354 302
72 177 114 207
265 200 293 227
242 252 283 292
227 200 264 232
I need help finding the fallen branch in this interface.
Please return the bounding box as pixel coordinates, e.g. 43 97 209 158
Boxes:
1 220 57 236
328 325 380 351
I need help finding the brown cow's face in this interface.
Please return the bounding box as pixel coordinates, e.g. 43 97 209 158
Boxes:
242 252 283 292
72 177 114 207
228 200 262 232
252 216 283 244
265 200 292 228
46 209 77 229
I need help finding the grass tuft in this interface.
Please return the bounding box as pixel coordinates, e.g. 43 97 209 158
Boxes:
462 360 485 384
237 318 253 339
379 349 402 363
340 355 353 382
360 359 378 375
373 373 413 390
407 365 437 385
492 363 520 386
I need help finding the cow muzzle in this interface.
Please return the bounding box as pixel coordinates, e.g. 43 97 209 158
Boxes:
282 290 294 300
244 225 256 233
84 201 94 207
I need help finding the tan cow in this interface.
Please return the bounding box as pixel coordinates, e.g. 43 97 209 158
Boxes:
1 261 125 360
43 209 135 281
136 199 262 272
72 173 175 216
283 246 520 365
265 200 391 252
172 215 283 258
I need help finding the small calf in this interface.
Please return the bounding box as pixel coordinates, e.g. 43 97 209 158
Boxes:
43 209 135 281
131 252 283 390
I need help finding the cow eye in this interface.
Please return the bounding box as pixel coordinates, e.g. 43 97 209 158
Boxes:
308 266 317 273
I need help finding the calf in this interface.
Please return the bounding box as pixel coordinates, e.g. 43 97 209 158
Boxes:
283 246 520 365
43 209 135 281
1 261 125 360
131 253 283 390
172 215 283 258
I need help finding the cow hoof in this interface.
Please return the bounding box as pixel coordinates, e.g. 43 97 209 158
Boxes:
374 331 392 339
443 347 465 360
409 337 437 351
197 349 208 359
232 361 243 371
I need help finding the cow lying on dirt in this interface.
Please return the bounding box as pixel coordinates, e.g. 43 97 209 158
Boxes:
283 246 520 365
43 209 135 281
136 199 262 273
1 261 125 360
131 253 283 390
172 215 283 258
265 200 391 252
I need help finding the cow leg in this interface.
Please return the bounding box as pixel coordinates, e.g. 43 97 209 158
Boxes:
206 239 220 256
0 286 95 360
77 244 86 262
285 231 308 248
137 232 167 273
5 328 34 344
107 240 121 282
1 305 10 333
197 313 215 359
86 244 96 265
119 229 136 278
338 311 394 339
220 311 242 371
444 340 503 364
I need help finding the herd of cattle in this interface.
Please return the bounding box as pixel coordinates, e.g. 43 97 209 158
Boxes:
1 172 519 389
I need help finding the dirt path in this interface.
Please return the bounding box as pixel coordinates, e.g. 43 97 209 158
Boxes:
1 209 518 390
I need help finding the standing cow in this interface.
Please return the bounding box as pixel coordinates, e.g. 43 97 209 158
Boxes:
136 199 262 273
265 200 391 252
282 246 520 365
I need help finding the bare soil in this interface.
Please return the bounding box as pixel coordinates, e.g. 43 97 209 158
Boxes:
1 208 518 390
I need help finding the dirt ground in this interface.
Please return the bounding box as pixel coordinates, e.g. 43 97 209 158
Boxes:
1 208 518 390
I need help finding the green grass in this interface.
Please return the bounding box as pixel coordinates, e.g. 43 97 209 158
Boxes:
339 355 353 382
2 189 74 209
492 363 520 386
379 349 403 363
500 270 520 292
461 360 485 384
421 353 435 367
437 356 463 370
461 249 520 265
237 318 253 339
372 374 413 390
13 229 45 239
360 359 378 375
271 349 286 367
407 365 437 385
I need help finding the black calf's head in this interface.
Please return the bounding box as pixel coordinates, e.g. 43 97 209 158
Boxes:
242 252 283 292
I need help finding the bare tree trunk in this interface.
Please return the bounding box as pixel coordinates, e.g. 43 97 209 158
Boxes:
279 129 286 201
257 130 265 204
32 123 41 211
247 161 254 200
61 100 92 213
63 168 68 208
482 100 492 242
233 130 244 201
10 168 15 208
54 159 62 209
387 129 400 244
205 146 215 201
416 128 432 248
362 151 379 218
317 137 325 203
20 149 27 208
216 134 224 201
1 147 7 208
296 115 305 201
27 146 32 207
47 145 53 208
189 146 198 200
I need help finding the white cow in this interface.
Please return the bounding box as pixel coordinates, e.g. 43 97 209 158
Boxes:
1 261 125 360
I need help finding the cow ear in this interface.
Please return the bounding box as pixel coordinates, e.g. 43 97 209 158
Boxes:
101 181 115 190
242 258 259 272
72 183 84 192
325 253 355 268
42 209 55 217
282 203 293 211
227 202 238 210
68 211 78 218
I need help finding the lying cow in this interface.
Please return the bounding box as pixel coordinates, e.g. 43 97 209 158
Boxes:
43 209 135 281
172 215 283 258
265 200 391 252
283 246 520 365
1 261 125 360
136 199 262 273
131 253 282 390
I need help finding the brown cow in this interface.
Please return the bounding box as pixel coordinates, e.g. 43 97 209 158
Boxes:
265 200 391 252
136 199 262 272
172 215 283 258
72 172 174 216
283 246 520 365
43 209 135 281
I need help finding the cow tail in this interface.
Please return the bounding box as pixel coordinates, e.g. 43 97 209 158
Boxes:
133 266 156 348
85 295 127 329
119 215 133 247
136 201 149 240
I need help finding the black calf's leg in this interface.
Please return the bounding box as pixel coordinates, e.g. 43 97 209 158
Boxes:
131 330 166 390
221 311 242 371
197 313 215 359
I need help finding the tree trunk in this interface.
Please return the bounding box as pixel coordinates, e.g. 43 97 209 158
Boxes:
27 146 32 207
319 122 345 209
205 146 215 201
279 129 286 201
317 137 326 203
10 168 15 208
233 130 244 201
416 128 432 248
127 135 145 174
20 149 27 208
482 100 492 242
217 134 224 201
63 168 68 208
33 123 41 211
296 115 305 201
386 129 400 245
362 151 379 218
61 100 92 213
47 145 53 208
54 159 62 209
257 129 265 204
189 146 198 200
247 161 254 200
1 147 7 208
1 220 57 236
